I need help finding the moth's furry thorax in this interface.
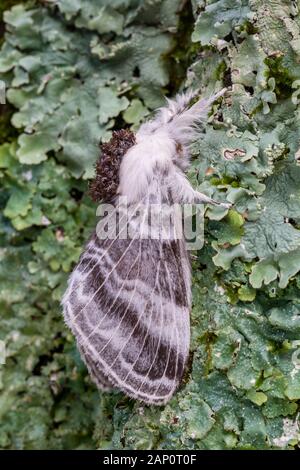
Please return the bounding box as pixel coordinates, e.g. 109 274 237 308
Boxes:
89 129 136 202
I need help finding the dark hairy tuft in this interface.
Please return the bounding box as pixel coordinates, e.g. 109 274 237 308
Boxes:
89 129 136 202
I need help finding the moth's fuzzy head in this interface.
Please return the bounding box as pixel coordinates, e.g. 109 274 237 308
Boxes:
89 129 136 202
137 88 226 169
90 90 226 204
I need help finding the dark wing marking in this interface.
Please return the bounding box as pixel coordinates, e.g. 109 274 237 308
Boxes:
62 218 191 405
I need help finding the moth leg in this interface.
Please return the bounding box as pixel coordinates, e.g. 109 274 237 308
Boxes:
194 191 232 209
170 169 231 208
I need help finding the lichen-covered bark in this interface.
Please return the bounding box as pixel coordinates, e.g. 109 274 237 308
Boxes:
0 0 300 450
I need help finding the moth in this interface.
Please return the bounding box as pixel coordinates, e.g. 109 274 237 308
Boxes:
62 89 230 405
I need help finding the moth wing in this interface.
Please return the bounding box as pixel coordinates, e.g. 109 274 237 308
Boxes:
62 226 190 405
77 342 113 391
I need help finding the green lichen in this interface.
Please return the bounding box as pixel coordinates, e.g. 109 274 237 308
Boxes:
265 56 294 98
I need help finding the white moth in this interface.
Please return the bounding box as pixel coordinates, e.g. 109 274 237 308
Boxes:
62 89 230 405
